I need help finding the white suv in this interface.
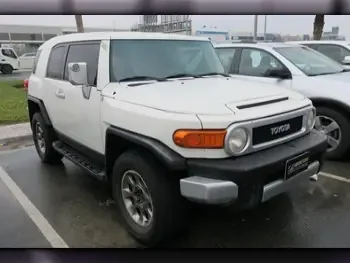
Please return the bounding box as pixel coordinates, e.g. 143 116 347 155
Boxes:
215 42 350 160
27 32 327 246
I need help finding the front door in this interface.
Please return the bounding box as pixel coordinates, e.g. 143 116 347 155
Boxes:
58 41 104 155
230 48 292 89
1 48 19 69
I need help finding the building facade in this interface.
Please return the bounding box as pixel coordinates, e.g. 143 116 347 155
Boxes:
0 24 126 55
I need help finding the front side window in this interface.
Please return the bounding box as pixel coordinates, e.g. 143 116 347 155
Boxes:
317 44 350 63
1 48 17 59
275 46 344 76
109 39 225 82
238 48 284 77
63 43 100 86
215 48 236 73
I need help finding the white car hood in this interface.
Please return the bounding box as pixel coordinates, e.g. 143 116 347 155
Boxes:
310 71 350 84
116 77 305 115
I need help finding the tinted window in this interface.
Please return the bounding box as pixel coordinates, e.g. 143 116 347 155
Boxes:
216 48 236 73
64 43 100 86
1 48 17 59
303 44 318 50
317 44 350 63
47 46 66 79
238 48 284 77
109 40 225 82
32 50 42 74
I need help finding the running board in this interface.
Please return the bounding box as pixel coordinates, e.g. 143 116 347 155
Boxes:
52 141 106 181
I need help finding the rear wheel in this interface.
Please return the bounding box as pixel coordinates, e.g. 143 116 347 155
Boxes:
314 106 350 160
32 112 63 164
112 150 188 247
1 64 13 74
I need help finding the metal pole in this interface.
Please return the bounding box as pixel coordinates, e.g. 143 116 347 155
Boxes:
253 15 258 41
264 15 267 42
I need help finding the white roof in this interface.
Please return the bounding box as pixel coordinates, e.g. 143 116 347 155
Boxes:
286 40 350 45
214 42 301 49
40 32 209 50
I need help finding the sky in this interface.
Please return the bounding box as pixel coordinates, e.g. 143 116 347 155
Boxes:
0 15 350 38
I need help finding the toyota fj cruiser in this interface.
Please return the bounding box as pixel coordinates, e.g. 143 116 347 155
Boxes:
27 32 327 246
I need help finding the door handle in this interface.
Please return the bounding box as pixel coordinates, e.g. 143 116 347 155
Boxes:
1 59 5 61
55 90 65 99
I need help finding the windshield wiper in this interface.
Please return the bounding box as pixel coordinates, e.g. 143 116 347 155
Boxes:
164 73 203 79
198 72 231 77
119 76 166 82
308 72 338 77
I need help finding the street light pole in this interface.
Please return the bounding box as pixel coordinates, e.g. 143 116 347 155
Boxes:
263 15 267 42
253 15 258 41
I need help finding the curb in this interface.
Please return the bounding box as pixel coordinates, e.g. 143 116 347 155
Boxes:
0 134 33 146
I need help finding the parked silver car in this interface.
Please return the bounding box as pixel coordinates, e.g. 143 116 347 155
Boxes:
215 42 350 160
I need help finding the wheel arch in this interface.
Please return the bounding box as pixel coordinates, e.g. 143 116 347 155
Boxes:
27 95 52 128
310 97 350 118
105 125 187 182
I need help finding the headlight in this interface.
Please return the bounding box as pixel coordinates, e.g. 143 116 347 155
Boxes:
307 109 316 130
226 127 249 155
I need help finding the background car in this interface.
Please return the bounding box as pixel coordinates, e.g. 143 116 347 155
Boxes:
19 52 36 70
288 40 350 69
214 42 350 160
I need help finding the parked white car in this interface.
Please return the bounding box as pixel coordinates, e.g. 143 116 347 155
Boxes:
27 32 327 246
19 52 36 69
287 40 350 69
215 42 350 160
0 45 19 74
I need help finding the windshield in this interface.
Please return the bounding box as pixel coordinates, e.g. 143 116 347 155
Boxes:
109 39 226 82
274 46 345 76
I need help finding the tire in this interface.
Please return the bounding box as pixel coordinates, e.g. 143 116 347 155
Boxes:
112 149 188 247
1 64 13 74
32 112 63 164
315 106 350 160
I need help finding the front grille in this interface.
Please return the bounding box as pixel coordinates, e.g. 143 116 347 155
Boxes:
252 116 303 145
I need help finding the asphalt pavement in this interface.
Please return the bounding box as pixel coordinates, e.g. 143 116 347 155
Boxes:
1 142 350 248
0 70 31 81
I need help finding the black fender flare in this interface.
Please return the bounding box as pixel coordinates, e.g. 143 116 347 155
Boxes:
106 125 186 171
27 95 52 126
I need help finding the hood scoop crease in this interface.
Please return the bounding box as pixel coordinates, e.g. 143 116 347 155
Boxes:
235 96 289 110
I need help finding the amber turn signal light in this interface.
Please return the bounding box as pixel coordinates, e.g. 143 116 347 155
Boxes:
173 129 227 149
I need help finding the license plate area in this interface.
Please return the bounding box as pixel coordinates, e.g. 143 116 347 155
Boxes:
284 152 309 180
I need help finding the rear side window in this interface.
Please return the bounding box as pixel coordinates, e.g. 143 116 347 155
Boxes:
32 50 42 74
46 46 66 79
63 42 100 86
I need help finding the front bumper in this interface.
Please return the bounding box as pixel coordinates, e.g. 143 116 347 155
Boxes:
180 130 327 207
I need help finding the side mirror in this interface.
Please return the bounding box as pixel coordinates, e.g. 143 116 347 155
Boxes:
265 68 291 79
68 62 88 86
342 56 350 65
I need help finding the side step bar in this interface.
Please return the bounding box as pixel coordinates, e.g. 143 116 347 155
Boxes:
52 141 106 181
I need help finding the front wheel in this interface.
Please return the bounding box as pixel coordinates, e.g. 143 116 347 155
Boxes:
314 106 350 160
1 64 13 74
112 150 188 247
